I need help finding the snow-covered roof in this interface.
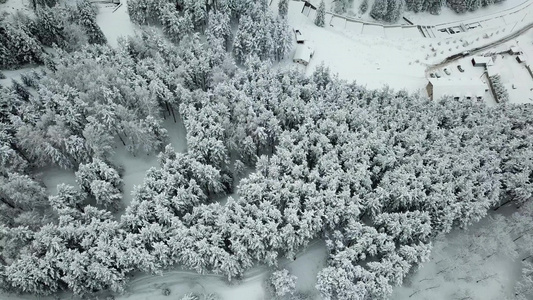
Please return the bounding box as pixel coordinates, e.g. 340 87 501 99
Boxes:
517 55 527 62
293 44 313 63
510 46 523 54
471 56 493 66
429 78 486 100
294 30 305 43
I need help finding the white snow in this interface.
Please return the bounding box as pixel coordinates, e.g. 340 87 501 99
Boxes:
118 241 327 300
0 0 32 13
95 0 136 48
392 213 522 300
112 117 187 210
38 167 78 195
284 1 428 92
405 0 530 26
0 67 39 86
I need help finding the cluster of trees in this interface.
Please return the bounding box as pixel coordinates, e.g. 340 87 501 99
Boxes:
404 0 506 15
333 0 354 14
0 0 105 69
2 1 533 299
232 2 292 63
370 0 404 22
368 0 507 22
127 0 292 63
446 0 506 14
269 269 297 299
2 30 533 297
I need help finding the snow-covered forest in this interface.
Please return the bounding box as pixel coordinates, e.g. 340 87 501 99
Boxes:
333 0 508 22
1 0 533 299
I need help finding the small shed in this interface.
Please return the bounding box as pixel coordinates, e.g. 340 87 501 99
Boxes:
293 45 314 66
516 55 527 63
509 46 523 55
471 56 493 67
294 30 305 44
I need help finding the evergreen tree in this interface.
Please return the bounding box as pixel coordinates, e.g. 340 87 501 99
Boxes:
333 0 353 14
315 0 326 27
359 0 369 13
270 269 297 298
278 0 289 18
370 0 388 20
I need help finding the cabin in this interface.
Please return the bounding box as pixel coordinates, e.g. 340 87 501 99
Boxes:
293 44 314 66
471 56 493 67
426 78 487 101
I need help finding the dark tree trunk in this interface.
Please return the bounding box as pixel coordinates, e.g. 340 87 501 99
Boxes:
0 197 16 209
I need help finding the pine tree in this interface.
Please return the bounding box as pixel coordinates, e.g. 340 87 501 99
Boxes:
315 0 326 27
334 0 353 14
359 0 369 13
270 269 297 298
278 0 289 18
75 159 122 209
370 0 388 20
69 0 107 45
385 0 404 22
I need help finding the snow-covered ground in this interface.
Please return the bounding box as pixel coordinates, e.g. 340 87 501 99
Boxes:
119 241 327 300
95 0 136 48
322 0 529 27
0 0 32 13
284 1 428 93
111 117 187 211
392 207 523 300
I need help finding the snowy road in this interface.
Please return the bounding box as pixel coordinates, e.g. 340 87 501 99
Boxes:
118 240 327 300
430 23 533 69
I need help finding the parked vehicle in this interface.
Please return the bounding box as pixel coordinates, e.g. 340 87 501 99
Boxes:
430 73 436 78
457 65 464 72
435 72 441 78
444 68 451 75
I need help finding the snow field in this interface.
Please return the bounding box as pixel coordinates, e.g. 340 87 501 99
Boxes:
286 1 428 92
95 0 136 48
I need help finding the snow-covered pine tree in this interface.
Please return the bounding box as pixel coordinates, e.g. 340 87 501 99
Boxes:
49 183 86 212
75 158 122 209
334 0 354 14
447 0 470 13
384 0 404 22
315 0 326 27
69 0 107 45
273 17 293 61
33 6 67 48
206 11 232 50
0 19 42 68
269 269 297 298
278 0 289 18
359 0 369 13
370 0 388 20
